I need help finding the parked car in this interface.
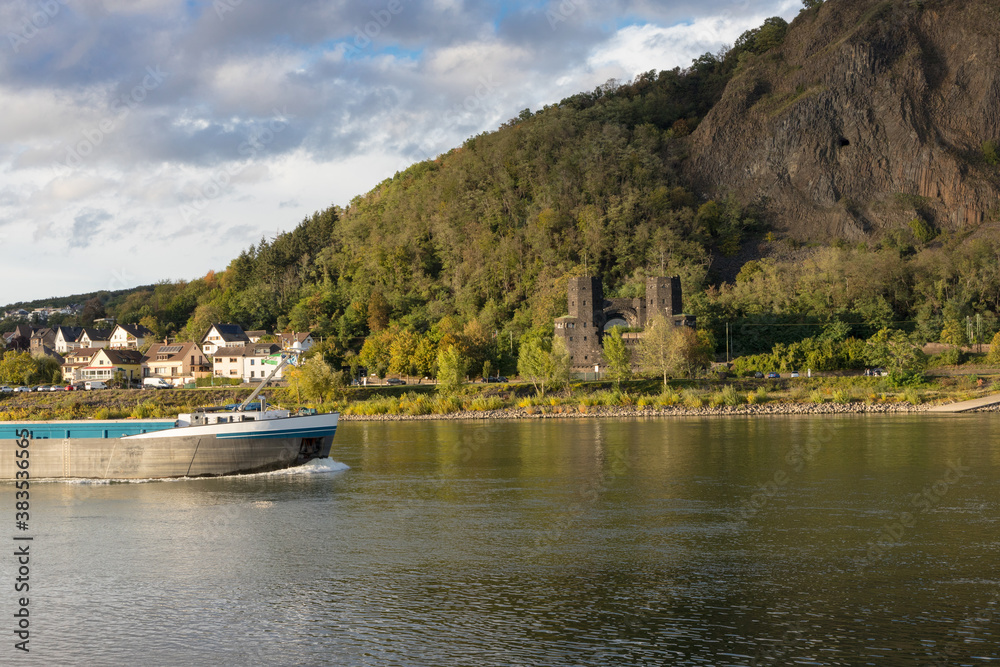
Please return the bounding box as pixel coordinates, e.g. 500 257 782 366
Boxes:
85 381 108 390
48 384 62 391
63 385 76 391
0 386 12 393
790 371 800 378
386 378 406 386
33 385 49 392
13 386 31 393
143 377 172 390
753 372 764 379
483 376 508 383
767 372 780 379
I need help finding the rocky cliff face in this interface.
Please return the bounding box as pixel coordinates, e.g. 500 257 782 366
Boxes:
685 0 1000 241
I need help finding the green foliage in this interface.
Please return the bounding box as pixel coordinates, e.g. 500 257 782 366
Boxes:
908 217 937 245
436 345 468 394
988 331 1000 365
286 356 345 403
516 334 570 397
939 319 967 346
983 140 999 166
802 0 824 9
603 327 632 388
864 328 926 384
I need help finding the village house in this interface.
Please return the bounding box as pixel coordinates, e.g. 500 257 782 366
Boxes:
278 331 315 352
53 326 83 353
110 323 154 350
143 341 210 385
201 323 250 356
61 348 102 382
80 348 143 385
78 328 112 349
245 330 268 343
211 345 248 380
29 327 55 354
243 343 283 382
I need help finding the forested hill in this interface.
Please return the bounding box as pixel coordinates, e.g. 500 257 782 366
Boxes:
9 0 1000 365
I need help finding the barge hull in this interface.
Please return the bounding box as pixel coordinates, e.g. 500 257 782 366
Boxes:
1 415 337 480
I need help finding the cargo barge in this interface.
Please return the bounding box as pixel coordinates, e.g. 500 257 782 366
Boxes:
1 408 338 479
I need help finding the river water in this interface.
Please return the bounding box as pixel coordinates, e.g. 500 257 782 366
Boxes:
3 415 999 666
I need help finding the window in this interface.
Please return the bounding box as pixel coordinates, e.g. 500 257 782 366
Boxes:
250 371 255 378
229 358 236 363
230 370 237 376
250 359 255 365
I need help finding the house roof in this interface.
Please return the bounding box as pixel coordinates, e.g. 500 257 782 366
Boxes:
203 323 250 344
115 323 153 338
79 328 112 341
245 330 268 338
245 343 280 357
99 349 144 365
54 326 83 341
278 331 312 344
211 345 250 358
66 347 101 360
144 341 201 364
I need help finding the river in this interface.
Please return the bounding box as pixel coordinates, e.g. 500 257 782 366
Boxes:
3 415 998 665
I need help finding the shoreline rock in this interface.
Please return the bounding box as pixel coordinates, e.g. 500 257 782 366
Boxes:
339 401 935 422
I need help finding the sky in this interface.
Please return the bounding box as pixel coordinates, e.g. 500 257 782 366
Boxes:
0 0 801 306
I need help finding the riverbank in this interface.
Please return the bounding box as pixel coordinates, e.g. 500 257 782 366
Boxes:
338 401 935 421
1 373 997 421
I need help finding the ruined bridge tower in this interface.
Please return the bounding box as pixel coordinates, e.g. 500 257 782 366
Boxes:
555 275 692 372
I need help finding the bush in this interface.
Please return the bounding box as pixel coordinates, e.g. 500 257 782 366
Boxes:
682 389 704 408
809 390 825 404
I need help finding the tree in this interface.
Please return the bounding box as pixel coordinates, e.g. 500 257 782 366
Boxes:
388 328 419 376
80 297 106 325
516 334 570 397
436 345 468 393
987 331 1000 366
864 328 926 382
939 319 967 347
359 329 393 378
603 327 632 388
286 356 344 403
802 0 823 9
367 291 390 332
0 351 38 386
639 317 710 386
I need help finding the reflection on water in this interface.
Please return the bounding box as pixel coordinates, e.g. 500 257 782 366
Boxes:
6 415 999 665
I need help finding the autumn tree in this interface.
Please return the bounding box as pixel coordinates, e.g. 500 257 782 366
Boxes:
367 291 390 332
639 317 711 386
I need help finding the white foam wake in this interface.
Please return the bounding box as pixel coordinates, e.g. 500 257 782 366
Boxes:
27 458 350 484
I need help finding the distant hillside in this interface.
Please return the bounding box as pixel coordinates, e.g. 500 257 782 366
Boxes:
9 1 1000 360
686 0 1000 241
